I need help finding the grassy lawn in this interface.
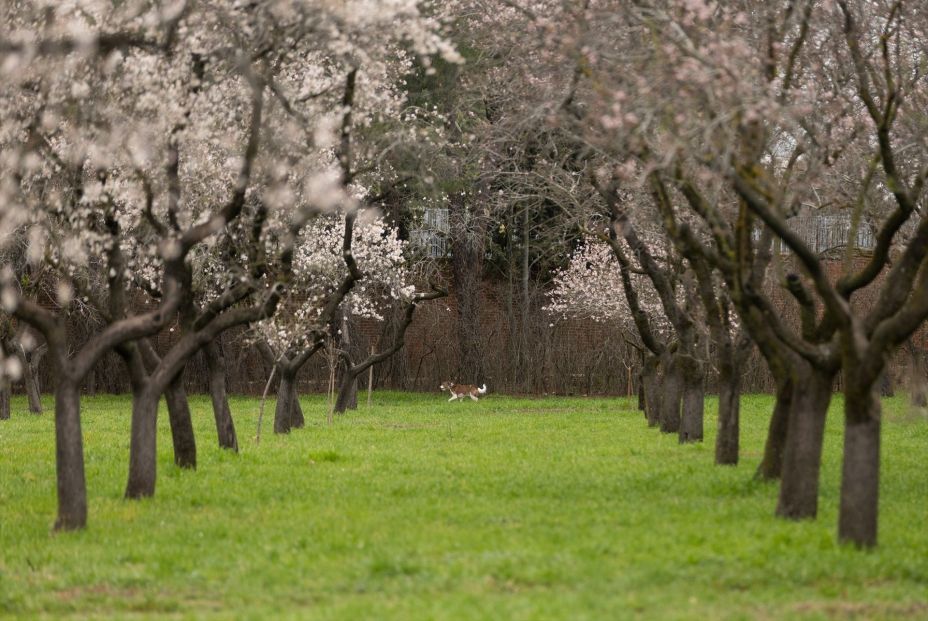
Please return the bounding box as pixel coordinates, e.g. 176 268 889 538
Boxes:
0 392 926 620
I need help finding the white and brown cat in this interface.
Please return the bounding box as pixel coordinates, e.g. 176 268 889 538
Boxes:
440 381 488 401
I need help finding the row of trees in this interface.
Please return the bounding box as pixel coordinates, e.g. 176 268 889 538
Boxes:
525 0 928 548
375 0 928 548
0 1 456 530
3 0 928 550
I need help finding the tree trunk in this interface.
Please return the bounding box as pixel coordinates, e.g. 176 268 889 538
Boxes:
878 370 893 398
907 342 927 407
291 383 305 429
0 375 10 420
164 374 197 469
337 374 358 412
641 355 661 428
776 367 833 520
23 358 42 414
125 387 160 499
205 339 238 451
274 371 298 434
756 375 792 480
838 379 881 548
658 353 683 433
679 355 704 443
334 370 360 414
715 362 741 465
53 377 87 529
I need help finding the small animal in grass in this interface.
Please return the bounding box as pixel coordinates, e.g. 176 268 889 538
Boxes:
440 381 488 402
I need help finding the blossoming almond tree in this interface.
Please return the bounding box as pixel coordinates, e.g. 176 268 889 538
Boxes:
0 0 459 526
254 210 444 428
566 0 928 546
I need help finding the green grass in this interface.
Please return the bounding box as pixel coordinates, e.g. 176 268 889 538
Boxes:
1 392 926 620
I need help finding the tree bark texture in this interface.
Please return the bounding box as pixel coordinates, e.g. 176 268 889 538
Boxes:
164 373 197 469
274 372 302 434
205 339 238 451
658 353 683 434
641 355 661 428
678 355 704 443
125 387 160 499
776 368 833 520
907 341 927 407
838 379 881 548
756 376 793 480
54 377 87 529
292 387 305 429
23 352 43 413
334 370 361 414
0 376 10 420
715 362 741 465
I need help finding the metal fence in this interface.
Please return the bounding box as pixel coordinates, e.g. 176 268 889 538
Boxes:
773 214 875 255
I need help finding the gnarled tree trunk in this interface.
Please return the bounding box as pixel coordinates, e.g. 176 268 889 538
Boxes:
205 339 238 451
776 367 833 520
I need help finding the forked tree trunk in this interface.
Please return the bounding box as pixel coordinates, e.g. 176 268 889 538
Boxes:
205 339 238 451
838 379 881 548
637 374 645 412
659 353 683 433
776 368 833 520
133 340 197 469
641 355 662 428
756 375 793 480
679 355 704 443
164 373 197 469
54 376 87 529
0 376 10 420
125 386 160 499
715 362 741 465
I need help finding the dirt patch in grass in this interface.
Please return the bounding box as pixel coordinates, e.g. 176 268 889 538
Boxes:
56 584 141 602
792 600 928 619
